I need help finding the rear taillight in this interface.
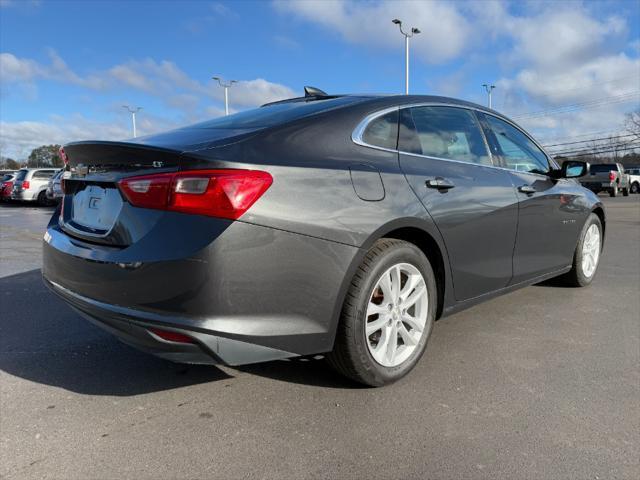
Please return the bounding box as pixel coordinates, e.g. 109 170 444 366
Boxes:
22 181 30 189
609 171 616 182
117 169 272 220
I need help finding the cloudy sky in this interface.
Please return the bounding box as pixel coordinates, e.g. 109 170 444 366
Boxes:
1 0 639 159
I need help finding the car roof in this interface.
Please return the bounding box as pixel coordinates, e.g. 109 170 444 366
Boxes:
264 93 512 124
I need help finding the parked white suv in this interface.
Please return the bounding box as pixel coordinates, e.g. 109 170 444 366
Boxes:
11 168 60 204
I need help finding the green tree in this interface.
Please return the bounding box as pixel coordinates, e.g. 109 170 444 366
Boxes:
27 144 63 168
5 158 20 169
0 156 21 169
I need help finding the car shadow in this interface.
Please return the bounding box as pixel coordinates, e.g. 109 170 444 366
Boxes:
533 276 575 288
0 201 56 210
236 357 365 389
0 269 359 393
0 269 231 396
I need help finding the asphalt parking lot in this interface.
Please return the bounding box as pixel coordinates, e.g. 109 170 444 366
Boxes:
1 196 638 480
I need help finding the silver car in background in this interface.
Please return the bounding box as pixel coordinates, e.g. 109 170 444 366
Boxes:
46 170 65 202
11 168 59 205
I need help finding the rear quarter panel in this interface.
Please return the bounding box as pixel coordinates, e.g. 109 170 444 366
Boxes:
180 106 434 248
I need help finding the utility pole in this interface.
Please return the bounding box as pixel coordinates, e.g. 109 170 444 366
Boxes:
482 84 496 109
212 76 237 115
392 19 420 95
122 105 142 137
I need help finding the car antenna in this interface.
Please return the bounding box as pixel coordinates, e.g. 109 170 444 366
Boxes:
304 86 328 97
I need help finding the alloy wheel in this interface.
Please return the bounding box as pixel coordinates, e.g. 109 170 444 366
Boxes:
365 263 428 367
581 224 601 278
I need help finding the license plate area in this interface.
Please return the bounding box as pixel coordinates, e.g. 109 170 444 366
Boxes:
69 184 123 236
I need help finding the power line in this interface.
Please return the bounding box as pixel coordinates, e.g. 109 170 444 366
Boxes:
551 140 640 155
538 129 626 144
555 145 640 158
544 133 637 148
552 143 640 157
511 92 640 119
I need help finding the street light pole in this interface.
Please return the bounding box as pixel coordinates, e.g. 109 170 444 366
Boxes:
122 105 142 138
392 19 420 95
212 76 238 115
482 84 496 109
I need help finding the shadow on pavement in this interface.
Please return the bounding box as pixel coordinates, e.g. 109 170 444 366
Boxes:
533 276 575 288
0 269 358 393
0 201 56 210
0 269 231 396
236 357 364 389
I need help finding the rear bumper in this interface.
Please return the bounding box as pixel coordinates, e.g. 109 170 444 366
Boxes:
11 190 35 201
581 182 612 191
44 278 298 365
42 214 360 365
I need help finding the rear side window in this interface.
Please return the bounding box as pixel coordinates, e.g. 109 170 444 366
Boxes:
362 110 399 150
33 170 55 179
481 114 549 174
590 164 618 173
399 106 491 165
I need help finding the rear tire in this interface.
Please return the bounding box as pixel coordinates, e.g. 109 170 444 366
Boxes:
631 182 639 194
326 239 437 387
622 187 629 197
561 213 603 287
609 185 618 197
37 191 48 206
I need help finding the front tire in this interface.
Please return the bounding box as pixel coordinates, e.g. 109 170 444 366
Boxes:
631 182 639 194
327 239 437 387
562 213 603 287
622 187 629 197
609 185 618 197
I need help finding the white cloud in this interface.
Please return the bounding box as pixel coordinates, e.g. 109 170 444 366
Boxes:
0 52 41 81
0 117 128 159
274 0 470 64
0 50 107 89
0 112 183 159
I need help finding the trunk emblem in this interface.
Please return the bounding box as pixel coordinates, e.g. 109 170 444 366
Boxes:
89 197 102 209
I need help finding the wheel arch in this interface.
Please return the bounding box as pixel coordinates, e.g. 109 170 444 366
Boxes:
592 205 606 239
381 226 447 320
328 217 451 351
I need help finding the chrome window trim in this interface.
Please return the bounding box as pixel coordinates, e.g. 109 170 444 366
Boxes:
351 106 400 153
351 102 555 178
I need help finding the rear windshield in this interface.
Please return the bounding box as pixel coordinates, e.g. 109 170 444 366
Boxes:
1 174 14 181
590 164 617 173
187 96 365 130
15 170 27 181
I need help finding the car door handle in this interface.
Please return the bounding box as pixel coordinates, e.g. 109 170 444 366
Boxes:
426 178 455 190
518 184 536 194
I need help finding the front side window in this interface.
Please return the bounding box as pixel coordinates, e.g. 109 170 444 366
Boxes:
482 114 549 174
362 110 399 150
399 106 491 165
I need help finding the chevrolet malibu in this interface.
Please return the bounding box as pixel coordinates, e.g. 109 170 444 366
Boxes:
43 92 605 386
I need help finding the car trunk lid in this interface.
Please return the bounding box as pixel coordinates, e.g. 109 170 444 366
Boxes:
58 127 258 246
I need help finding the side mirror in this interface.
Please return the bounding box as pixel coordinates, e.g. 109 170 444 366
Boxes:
561 161 589 178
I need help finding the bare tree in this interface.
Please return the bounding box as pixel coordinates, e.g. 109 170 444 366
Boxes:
625 109 640 141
